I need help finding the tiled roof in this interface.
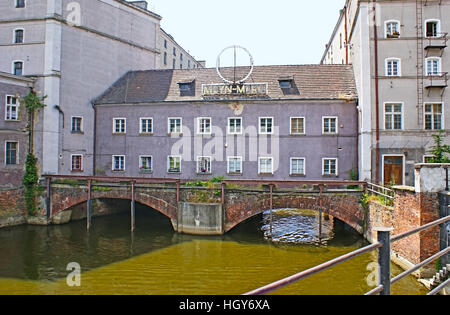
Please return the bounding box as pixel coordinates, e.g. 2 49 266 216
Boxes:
94 65 357 104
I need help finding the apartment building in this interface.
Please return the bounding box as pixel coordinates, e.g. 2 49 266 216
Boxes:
159 28 205 70
93 65 358 181
0 0 164 178
322 0 450 186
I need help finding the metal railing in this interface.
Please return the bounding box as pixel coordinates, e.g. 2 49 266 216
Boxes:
244 215 450 296
366 182 394 205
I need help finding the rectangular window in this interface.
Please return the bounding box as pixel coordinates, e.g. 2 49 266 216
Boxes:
113 118 126 134
140 118 153 134
386 59 400 76
71 117 83 133
112 155 125 171
426 58 441 76
426 21 439 37
323 159 338 176
71 155 83 172
16 0 25 8
258 157 273 174
384 104 403 130
5 141 18 165
425 103 443 130
386 21 400 37
173 47 176 56
14 29 24 43
164 39 167 49
323 117 338 134
198 117 211 135
290 117 305 135
228 118 242 134
259 117 273 134
227 157 243 174
168 118 182 134
13 61 23 76
139 156 153 172
168 156 181 173
164 52 167 65
5 96 18 121
290 158 306 175
197 156 212 174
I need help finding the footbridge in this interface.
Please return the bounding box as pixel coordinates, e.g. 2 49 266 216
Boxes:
41 176 367 235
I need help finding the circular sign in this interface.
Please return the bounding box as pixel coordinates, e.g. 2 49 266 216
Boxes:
216 45 254 84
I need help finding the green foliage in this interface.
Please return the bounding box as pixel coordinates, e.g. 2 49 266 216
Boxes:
427 130 450 163
22 153 40 216
20 91 47 112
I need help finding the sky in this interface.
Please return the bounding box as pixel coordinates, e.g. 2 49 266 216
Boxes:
146 0 346 68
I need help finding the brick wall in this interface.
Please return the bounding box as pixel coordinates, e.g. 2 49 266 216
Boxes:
0 188 26 228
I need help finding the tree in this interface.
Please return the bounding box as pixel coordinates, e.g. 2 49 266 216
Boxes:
427 130 450 163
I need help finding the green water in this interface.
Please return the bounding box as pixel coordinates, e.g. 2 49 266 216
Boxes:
0 205 427 295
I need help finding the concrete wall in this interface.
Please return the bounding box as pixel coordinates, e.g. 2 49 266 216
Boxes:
176 202 223 235
94 100 358 181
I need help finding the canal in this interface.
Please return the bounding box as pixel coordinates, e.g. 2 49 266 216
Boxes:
0 203 427 295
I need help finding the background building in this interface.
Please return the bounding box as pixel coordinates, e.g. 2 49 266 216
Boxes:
0 0 201 181
322 0 450 186
93 65 358 181
159 28 205 70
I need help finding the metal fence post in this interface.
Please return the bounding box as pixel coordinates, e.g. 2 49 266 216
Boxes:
376 227 393 295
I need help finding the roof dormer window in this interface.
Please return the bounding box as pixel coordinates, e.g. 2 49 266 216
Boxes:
178 80 195 96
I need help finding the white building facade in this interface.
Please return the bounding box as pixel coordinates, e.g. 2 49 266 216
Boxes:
322 0 450 186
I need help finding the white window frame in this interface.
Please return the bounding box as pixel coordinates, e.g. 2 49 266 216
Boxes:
196 156 212 174
385 20 400 38
290 157 306 176
227 156 243 174
12 60 24 76
13 28 24 44
70 154 83 172
167 155 182 173
424 102 444 130
385 58 401 76
322 116 338 134
258 157 274 174
112 155 126 171
228 117 243 135
5 141 19 165
197 117 212 135
139 155 153 172
168 117 182 134
71 116 83 133
322 158 338 176
140 117 153 134
290 117 306 135
425 19 441 38
425 57 441 76
113 118 126 134
259 117 274 135
383 102 404 130
5 95 19 121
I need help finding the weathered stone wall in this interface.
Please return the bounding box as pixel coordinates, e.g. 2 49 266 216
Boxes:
0 188 26 228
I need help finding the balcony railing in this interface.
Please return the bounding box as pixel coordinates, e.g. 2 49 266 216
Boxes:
424 33 448 50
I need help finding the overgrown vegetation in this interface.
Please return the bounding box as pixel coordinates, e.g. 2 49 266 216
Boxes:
20 90 47 216
427 130 450 163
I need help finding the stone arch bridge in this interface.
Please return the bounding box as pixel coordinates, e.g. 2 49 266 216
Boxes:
42 176 366 235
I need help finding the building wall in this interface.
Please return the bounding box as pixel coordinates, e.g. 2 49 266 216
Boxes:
0 77 33 188
0 0 162 176
94 100 358 181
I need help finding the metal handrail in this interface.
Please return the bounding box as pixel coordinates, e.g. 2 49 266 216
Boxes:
244 215 450 296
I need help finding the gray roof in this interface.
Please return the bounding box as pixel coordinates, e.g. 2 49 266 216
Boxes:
94 65 357 104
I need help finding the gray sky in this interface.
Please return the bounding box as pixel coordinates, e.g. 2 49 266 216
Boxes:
146 0 346 67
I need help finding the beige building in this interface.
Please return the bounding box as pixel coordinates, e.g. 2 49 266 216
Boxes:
322 0 449 186
159 28 205 70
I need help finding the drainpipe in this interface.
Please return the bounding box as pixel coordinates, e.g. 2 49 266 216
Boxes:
92 102 97 176
344 5 349 65
373 0 381 184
